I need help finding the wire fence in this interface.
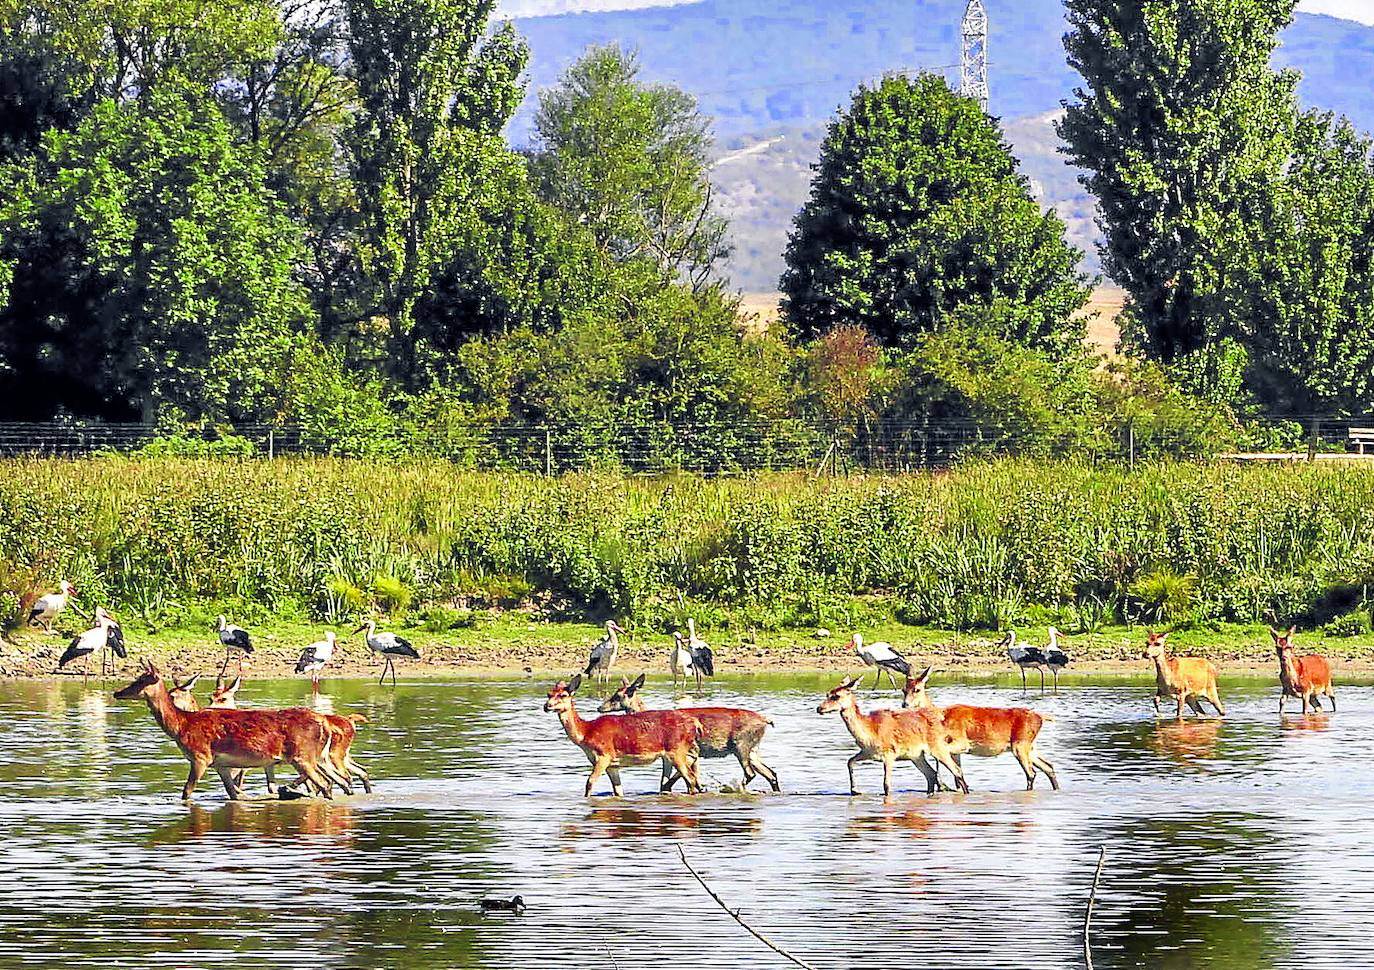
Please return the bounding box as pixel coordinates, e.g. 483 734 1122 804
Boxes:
0 416 1371 473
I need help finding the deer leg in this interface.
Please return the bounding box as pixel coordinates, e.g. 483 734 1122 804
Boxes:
295 760 334 799
1152 694 1162 715
1176 692 1187 719
322 758 353 796
345 759 373 794
262 764 277 796
1014 743 1037 790
749 752 781 793
605 765 624 797
847 752 869 795
912 753 940 794
659 757 677 793
669 752 699 793
1279 691 1286 714
932 751 968 793
585 755 612 797
1327 689 1337 712
215 766 245 800
182 757 209 801
1209 688 1227 716
1031 751 1059 790
881 755 894 797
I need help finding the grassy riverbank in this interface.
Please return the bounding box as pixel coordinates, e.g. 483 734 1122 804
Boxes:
4 458 1374 661
5 615 1374 681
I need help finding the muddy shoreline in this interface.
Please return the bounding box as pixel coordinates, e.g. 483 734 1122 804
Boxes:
5 628 1374 682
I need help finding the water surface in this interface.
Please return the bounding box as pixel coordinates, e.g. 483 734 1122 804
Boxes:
0 672 1370 969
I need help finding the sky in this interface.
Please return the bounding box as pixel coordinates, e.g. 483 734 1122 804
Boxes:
497 0 1374 23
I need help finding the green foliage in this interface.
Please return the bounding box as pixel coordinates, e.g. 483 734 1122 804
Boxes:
1224 111 1374 418
530 44 728 288
419 605 478 631
6 458 1374 634
1129 567 1197 624
1059 0 1299 384
782 73 1091 353
131 434 258 458
343 0 529 386
0 79 308 421
371 573 413 616
1323 610 1370 638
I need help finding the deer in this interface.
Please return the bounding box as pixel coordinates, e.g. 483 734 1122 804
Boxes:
597 674 781 792
1271 626 1335 714
901 666 1059 791
208 674 373 795
543 674 704 797
1142 631 1226 718
114 660 350 800
817 675 966 796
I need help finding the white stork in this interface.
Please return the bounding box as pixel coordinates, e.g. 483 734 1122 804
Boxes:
295 631 336 691
584 620 624 687
215 615 253 680
1003 630 1047 691
848 632 911 688
355 619 420 686
58 607 124 679
686 618 714 690
668 631 694 687
1044 627 1070 691
28 580 77 633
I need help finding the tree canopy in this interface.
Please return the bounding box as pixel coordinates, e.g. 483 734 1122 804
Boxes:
781 73 1091 353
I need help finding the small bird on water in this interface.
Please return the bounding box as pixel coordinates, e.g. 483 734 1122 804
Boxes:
480 895 526 915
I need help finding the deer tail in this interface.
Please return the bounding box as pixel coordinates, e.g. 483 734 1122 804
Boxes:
1039 712 1056 722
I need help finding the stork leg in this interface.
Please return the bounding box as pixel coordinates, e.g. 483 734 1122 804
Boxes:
377 659 387 686
1038 667 1045 693
217 647 232 683
871 669 882 690
1052 668 1060 693
389 656 397 687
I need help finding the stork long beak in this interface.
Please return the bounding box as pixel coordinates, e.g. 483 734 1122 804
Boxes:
352 625 368 634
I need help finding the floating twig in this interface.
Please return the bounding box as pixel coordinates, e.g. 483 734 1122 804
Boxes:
604 944 620 970
1083 845 1106 969
676 843 818 970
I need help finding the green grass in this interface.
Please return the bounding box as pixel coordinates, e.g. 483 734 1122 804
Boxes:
3 457 1374 646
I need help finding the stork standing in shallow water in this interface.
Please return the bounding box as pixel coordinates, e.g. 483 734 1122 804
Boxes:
584 621 623 687
848 632 911 688
1044 627 1070 691
354 619 419 685
686 618 714 690
28 580 77 633
58 607 124 679
215 615 253 681
1003 630 1047 691
295 631 336 691
668 631 694 687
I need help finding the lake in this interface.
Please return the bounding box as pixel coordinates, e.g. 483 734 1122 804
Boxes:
0 671 1369 969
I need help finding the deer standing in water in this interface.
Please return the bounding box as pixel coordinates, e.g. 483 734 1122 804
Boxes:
598 674 780 792
1271 626 1335 714
114 661 349 800
817 675 966 796
902 667 1059 791
544 674 704 796
1142 631 1226 718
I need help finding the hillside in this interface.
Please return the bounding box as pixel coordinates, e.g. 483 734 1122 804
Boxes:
510 0 1374 291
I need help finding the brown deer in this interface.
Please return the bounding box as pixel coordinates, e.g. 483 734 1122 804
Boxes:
543 674 704 797
597 674 780 792
1271 626 1335 714
114 661 349 800
1142 631 1225 718
817 675 966 796
209 675 372 795
902 667 1059 791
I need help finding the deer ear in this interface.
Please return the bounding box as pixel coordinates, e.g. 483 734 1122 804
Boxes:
913 665 932 685
1269 627 1280 640
229 675 241 691
568 673 582 694
178 674 200 691
1288 625 1297 637
630 672 646 694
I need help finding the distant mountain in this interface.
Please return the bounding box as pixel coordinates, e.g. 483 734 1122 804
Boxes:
509 0 1374 291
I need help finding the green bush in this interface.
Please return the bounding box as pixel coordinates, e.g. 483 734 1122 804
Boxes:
1323 610 1371 638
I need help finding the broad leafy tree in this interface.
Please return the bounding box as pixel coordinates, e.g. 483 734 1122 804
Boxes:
1059 0 1299 373
1226 112 1374 420
782 74 1090 353
343 0 528 385
0 81 308 421
530 44 728 289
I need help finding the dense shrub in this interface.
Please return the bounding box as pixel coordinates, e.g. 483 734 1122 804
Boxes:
2 458 1374 632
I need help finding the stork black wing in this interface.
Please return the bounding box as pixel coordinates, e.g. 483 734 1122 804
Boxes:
58 638 87 668
107 624 127 658
227 629 252 652
880 653 912 676
694 645 714 677
390 636 420 659
294 649 317 674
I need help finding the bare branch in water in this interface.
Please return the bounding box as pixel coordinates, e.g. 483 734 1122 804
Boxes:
1084 845 1106 969
675 842 819 970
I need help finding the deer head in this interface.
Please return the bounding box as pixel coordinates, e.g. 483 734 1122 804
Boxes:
817 675 863 715
597 673 647 713
543 674 583 713
902 666 934 709
1142 631 1169 660
113 660 163 700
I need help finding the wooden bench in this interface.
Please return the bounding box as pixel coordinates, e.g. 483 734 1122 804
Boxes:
1351 428 1374 454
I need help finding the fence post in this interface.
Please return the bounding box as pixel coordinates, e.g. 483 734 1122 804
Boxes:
268 429 274 460
544 426 552 477
1127 418 1135 472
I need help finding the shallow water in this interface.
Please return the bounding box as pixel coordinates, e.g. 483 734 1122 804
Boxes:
0 671 1370 969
